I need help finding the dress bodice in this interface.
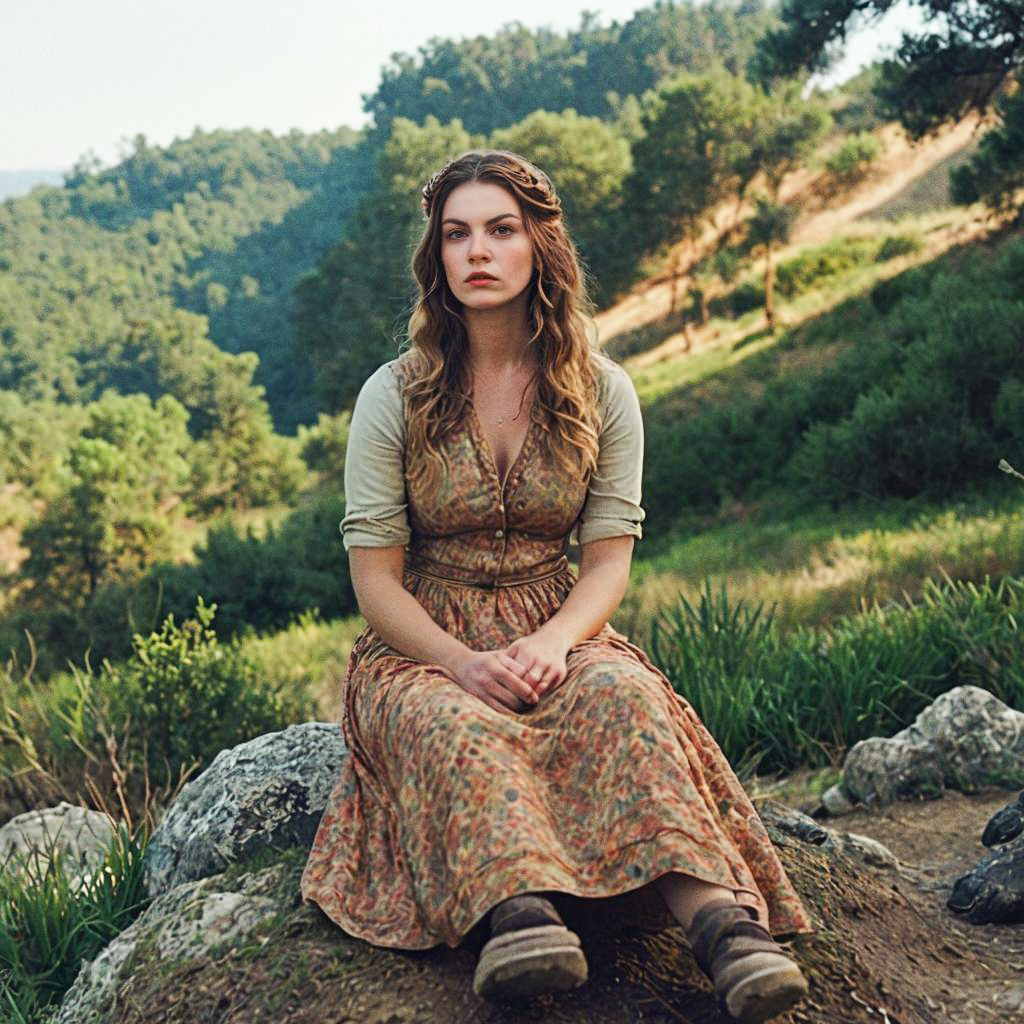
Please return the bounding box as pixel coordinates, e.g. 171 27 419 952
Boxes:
404 396 588 588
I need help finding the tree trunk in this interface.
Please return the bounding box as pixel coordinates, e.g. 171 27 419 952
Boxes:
764 242 776 335
699 287 710 326
669 253 685 313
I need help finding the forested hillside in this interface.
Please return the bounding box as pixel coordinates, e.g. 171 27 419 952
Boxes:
0 0 1021 706
4 4 1024 1017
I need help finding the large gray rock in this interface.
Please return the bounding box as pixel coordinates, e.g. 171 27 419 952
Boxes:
0 802 114 880
821 686 1024 813
143 721 347 896
57 862 297 1024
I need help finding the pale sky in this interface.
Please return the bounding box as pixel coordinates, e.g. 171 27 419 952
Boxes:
1 0 924 172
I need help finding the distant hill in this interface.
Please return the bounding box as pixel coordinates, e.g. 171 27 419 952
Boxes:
0 168 66 200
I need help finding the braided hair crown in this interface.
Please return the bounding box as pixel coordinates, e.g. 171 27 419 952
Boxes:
420 150 561 219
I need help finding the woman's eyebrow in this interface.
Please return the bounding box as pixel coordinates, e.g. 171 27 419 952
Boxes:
442 213 521 227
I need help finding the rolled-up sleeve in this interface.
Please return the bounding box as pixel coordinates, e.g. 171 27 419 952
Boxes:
577 359 646 545
340 363 411 550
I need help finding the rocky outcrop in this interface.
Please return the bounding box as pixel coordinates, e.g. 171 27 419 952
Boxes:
57 858 304 1024
822 686 1024 813
143 721 347 896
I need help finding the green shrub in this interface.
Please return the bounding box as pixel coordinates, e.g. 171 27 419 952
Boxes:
0 824 149 1022
775 236 876 298
0 601 313 817
710 279 764 318
105 599 311 782
876 233 922 262
642 234 1024 528
824 131 882 181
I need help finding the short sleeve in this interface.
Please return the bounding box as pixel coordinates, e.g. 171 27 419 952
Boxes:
340 363 411 550
577 358 646 545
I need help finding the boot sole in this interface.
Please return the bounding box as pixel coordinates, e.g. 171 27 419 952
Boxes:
723 960 809 1023
473 923 588 1001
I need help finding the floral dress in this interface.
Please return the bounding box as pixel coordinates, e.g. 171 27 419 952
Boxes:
300 354 811 950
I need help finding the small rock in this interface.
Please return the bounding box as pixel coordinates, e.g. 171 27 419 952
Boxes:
820 784 857 817
835 832 900 870
0 802 114 881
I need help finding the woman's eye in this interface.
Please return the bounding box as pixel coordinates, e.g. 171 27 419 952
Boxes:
445 229 466 240
493 224 513 236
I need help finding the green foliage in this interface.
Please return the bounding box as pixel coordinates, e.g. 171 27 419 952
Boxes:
363 2 779 137
0 824 149 1022
612 69 829 296
489 109 632 273
875 233 923 261
643 233 1024 526
951 72 1024 213
294 117 473 410
103 600 309 782
826 64 887 134
650 576 1024 772
792 247 1024 501
774 236 876 297
148 492 356 641
0 127 367 429
759 0 1024 172
824 131 882 181
297 410 351 484
19 393 190 603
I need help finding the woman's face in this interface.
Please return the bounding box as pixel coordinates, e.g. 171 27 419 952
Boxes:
440 180 535 313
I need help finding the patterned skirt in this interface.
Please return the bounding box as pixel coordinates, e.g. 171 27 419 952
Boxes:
300 569 812 950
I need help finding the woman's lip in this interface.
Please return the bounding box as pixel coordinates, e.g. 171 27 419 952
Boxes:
466 274 497 283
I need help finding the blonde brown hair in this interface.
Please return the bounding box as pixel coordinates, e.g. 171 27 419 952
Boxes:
401 149 600 490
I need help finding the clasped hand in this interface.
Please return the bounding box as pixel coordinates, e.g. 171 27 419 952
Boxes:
450 631 569 713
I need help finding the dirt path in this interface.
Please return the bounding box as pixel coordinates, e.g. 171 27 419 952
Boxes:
822 789 1024 1022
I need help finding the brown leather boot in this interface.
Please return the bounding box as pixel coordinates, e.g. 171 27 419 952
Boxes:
473 894 588 1001
689 898 808 1023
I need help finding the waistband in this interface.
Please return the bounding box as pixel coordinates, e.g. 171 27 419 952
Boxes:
404 555 570 591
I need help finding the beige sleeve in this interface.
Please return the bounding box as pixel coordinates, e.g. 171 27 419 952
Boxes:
340 363 411 550
576 358 646 545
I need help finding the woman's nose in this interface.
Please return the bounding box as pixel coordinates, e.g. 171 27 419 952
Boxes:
468 231 490 261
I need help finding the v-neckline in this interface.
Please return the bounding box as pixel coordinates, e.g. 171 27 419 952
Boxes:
468 400 538 495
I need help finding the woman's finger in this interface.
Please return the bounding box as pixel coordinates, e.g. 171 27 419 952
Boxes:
493 663 538 704
498 652 528 677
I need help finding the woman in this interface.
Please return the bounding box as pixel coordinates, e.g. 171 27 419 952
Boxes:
301 150 812 1022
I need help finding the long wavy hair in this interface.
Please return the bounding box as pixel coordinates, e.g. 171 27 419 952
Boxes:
401 149 601 491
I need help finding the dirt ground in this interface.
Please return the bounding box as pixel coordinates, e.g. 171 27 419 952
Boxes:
104 786 1024 1024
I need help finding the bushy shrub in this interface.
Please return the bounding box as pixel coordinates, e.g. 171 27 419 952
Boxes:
149 492 355 639
791 266 1024 502
104 600 309 780
710 279 764 318
876 233 922 262
824 131 882 181
643 235 1024 526
775 236 876 298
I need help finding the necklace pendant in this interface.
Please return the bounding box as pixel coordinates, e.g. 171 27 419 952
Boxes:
497 415 504 427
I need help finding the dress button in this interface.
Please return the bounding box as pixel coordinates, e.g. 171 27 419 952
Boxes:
494 529 504 539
